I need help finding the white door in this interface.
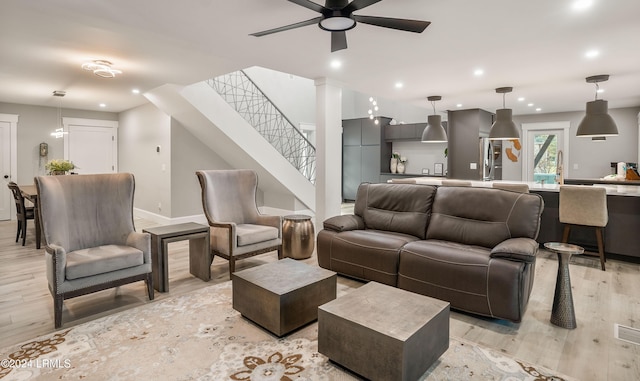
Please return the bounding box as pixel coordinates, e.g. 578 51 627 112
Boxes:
63 118 118 174
522 122 570 184
0 121 11 220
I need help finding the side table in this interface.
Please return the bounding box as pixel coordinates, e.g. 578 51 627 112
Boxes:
282 214 314 259
143 222 211 292
544 242 584 329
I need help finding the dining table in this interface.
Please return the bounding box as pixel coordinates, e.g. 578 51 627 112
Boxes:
19 184 41 249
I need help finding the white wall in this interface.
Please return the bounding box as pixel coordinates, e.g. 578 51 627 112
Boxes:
342 88 430 123
507 106 640 180
243 66 316 129
119 103 172 217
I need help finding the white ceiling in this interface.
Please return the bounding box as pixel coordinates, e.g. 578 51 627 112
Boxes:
1 0 639 116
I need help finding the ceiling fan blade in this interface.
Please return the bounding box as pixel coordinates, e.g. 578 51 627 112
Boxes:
250 17 323 37
331 31 348 52
288 0 327 13
343 0 382 13
353 15 430 33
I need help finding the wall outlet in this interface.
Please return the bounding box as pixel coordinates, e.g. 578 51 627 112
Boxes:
470 162 477 170
422 168 430 174
573 163 579 170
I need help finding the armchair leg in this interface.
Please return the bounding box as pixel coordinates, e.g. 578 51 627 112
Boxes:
228 257 235 277
277 246 283 260
54 295 63 329
145 273 154 300
15 221 21 243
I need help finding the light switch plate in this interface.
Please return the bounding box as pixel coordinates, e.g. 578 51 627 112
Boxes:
470 162 477 170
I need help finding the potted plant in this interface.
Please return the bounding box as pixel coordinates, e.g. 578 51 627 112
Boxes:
45 159 75 175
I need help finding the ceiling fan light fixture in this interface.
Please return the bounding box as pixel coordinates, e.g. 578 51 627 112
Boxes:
577 75 618 137
489 87 520 140
82 60 122 78
422 96 447 143
319 16 356 31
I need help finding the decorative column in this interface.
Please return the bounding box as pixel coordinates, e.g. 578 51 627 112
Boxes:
314 78 342 226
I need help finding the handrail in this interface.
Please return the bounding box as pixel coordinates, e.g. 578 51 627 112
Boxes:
239 70 316 149
206 70 316 184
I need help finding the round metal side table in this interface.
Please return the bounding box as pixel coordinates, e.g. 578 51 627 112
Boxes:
544 242 584 329
282 215 315 260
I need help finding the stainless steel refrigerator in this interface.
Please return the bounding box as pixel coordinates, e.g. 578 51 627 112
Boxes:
479 138 502 180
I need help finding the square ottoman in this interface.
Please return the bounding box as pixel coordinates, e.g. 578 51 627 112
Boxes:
318 281 450 381
232 258 337 336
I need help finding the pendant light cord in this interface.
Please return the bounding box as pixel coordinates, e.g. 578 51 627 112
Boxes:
594 82 600 101
431 100 436 115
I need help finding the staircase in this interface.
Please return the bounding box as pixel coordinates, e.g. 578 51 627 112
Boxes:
145 74 316 212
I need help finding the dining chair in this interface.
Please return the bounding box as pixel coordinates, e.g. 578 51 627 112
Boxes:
196 169 283 277
36 173 154 328
7 182 35 246
559 185 608 271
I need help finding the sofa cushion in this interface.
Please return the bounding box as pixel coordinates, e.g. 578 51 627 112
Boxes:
427 187 544 248
237 224 279 246
320 229 419 286
66 245 144 280
354 183 436 239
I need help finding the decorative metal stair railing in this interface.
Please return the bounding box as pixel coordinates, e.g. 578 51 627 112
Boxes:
207 71 316 184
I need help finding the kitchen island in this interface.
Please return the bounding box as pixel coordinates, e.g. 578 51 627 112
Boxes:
387 177 640 261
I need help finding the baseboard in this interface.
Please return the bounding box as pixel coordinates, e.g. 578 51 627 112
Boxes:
133 208 208 226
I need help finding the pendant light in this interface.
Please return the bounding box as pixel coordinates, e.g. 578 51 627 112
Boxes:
489 87 520 140
576 75 618 137
421 96 447 143
50 90 68 139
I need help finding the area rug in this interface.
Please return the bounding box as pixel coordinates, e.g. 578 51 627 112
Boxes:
0 281 576 381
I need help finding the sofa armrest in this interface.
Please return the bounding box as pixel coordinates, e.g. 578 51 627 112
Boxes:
45 244 67 293
127 231 152 265
490 238 538 263
323 215 365 232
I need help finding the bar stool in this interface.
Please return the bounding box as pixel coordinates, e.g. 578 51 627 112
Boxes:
559 185 608 271
492 182 529 193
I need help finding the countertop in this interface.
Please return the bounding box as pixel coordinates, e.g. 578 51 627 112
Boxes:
387 177 640 197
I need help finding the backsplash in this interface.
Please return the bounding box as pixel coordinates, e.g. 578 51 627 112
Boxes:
391 141 448 175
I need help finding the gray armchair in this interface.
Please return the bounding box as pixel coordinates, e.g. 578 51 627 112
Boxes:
35 173 153 328
196 170 283 277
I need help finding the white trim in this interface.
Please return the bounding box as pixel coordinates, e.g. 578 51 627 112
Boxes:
521 121 570 181
133 208 208 226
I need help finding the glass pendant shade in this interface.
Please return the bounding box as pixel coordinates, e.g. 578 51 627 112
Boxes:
576 99 618 137
489 109 520 140
421 115 447 143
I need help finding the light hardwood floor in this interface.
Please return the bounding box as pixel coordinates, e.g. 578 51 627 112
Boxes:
1 217 639 380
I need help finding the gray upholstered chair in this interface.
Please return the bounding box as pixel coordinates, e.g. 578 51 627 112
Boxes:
559 185 608 271
196 169 283 277
35 173 153 328
493 182 530 193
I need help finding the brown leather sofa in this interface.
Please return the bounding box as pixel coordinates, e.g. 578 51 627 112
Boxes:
317 182 544 322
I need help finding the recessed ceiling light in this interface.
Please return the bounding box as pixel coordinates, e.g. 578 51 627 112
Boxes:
585 49 600 59
517 97 525 102
572 0 594 11
456 104 463 108
536 108 542 112
132 89 140 94
473 69 484 76
527 103 534 107
395 82 403 89
330 59 342 69
99 103 106 108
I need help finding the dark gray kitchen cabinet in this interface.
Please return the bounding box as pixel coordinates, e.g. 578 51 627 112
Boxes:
342 117 391 201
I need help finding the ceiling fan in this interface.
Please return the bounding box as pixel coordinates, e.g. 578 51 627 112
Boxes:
250 0 431 52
